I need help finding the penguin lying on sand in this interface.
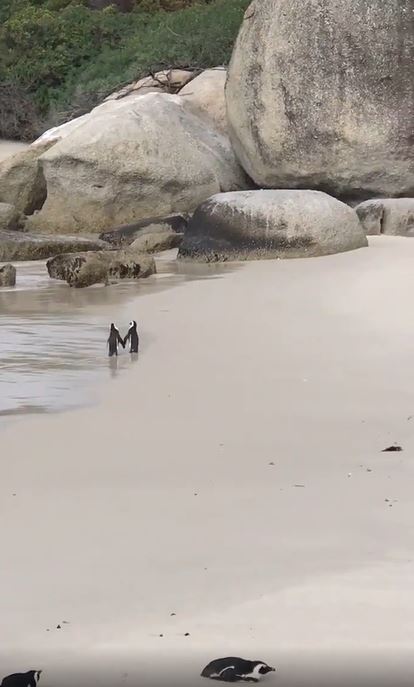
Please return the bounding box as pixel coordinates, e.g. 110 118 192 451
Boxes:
201 658 275 683
107 323 124 357
1 671 42 687
123 320 139 353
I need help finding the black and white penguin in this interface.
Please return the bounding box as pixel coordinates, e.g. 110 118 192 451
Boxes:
107 323 124 357
123 320 139 353
1 671 42 687
201 658 275 683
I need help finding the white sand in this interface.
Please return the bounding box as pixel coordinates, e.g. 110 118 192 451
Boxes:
1 237 414 684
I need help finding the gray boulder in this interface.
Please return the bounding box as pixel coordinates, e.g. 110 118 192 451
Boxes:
47 249 156 288
355 198 414 236
130 231 183 254
0 203 25 231
0 232 108 262
226 0 414 200
180 68 227 134
0 141 54 214
0 263 16 287
179 190 367 261
34 93 248 234
99 214 188 247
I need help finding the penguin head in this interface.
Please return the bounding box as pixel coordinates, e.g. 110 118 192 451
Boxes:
129 320 137 329
27 672 42 684
257 663 275 675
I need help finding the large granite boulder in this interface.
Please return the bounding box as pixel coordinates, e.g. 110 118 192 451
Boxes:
355 198 414 236
0 232 108 262
180 68 227 134
99 214 188 247
0 203 25 232
33 93 247 234
0 263 16 287
0 141 54 214
47 249 156 287
226 0 414 200
179 190 367 261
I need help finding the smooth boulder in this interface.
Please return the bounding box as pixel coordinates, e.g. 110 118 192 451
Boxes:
356 198 414 236
226 0 414 199
99 214 188 247
34 93 248 234
0 263 16 287
0 203 25 231
0 141 54 214
0 232 108 262
180 68 227 134
130 231 183 253
47 249 156 288
179 190 368 261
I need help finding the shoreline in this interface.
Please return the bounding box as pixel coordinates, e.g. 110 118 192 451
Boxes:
1 237 414 682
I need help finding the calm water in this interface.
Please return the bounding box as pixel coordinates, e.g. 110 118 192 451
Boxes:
0 256 227 420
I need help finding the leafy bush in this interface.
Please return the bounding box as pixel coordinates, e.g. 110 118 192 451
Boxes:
0 0 249 139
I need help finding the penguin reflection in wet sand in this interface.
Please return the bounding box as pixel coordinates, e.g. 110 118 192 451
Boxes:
1 671 42 687
107 323 124 357
123 320 139 353
201 658 275 683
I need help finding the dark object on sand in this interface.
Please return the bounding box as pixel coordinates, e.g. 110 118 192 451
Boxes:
123 320 139 353
382 445 403 452
1 671 42 687
108 323 124 357
201 658 275 683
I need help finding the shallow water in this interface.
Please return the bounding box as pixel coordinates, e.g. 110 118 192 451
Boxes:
0 255 230 421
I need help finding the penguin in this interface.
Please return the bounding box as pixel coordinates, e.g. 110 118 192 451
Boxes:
107 323 124 357
1 671 42 687
201 658 275 683
123 320 139 353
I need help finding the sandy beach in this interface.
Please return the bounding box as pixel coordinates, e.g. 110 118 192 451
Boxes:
1 237 414 685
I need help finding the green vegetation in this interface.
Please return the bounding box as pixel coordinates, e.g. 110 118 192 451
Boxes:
0 0 249 140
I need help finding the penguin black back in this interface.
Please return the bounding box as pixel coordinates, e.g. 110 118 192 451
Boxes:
1 671 42 687
201 658 275 682
107 323 124 357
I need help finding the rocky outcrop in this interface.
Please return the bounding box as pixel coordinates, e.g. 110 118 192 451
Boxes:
105 68 195 101
34 93 247 234
179 190 367 261
130 231 183 253
99 214 188 247
0 263 16 287
0 203 25 232
355 198 414 236
0 141 54 214
47 249 156 287
0 232 108 262
226 0 414 200
180 68 227 134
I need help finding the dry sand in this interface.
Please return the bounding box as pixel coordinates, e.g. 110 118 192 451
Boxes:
1 237 414 685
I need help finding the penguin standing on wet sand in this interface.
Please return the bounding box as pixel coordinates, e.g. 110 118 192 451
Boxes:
201 658 275 683
107 323 124 357
123 320 139 353
1 671 42 687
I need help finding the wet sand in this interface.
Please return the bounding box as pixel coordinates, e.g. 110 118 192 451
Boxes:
1 237 414 684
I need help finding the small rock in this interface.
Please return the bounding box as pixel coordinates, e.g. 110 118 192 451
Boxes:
382 445 403 452
184 632 190 636
294 484 305 488
366 468 372 472
0 263 16 286
170 612 176 617
56 624 61 629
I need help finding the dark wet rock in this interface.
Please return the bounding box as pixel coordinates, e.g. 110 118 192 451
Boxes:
0 231 108 262
179 190 367 261
47 248 156 288
0 263 16 286
382 445 403 452
99 215 188 248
